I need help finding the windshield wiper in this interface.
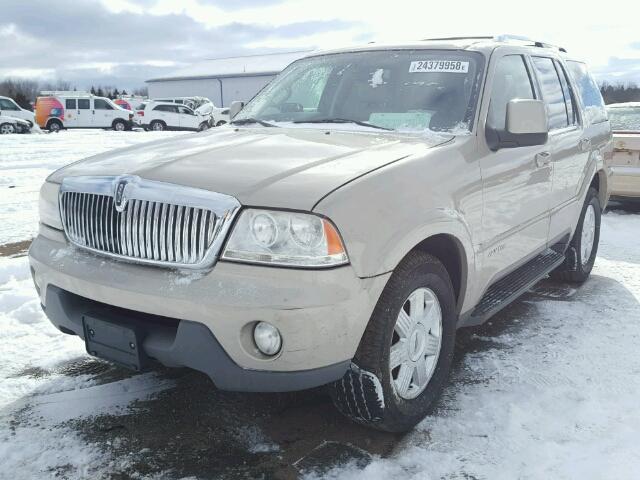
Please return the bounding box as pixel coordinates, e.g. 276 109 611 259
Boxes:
292 118 392 131
231 118 278 127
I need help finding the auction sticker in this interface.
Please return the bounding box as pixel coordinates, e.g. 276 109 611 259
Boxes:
409 60 469 73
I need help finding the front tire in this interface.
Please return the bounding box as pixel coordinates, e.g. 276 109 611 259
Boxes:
112 119 127 131
0 123 16 134
551 187 601 283
330 251 457 432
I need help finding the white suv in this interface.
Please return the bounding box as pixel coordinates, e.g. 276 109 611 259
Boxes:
153 97 230 126
136 101 211 131
0 96 36 126
35 92 134 132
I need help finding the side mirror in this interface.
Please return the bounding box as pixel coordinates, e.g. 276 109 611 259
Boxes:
229 101 245 119
506 99 548 135
487 99 549 151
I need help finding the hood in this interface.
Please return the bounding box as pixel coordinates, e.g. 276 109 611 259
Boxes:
0 115 28 125
48 127 453 209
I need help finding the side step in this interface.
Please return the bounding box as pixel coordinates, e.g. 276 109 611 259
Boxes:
462 249 565 327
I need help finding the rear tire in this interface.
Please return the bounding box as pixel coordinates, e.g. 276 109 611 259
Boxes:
46 119 62 132
551 187 601 283
150 120 165 131
330 250 457 432
0 123 16 134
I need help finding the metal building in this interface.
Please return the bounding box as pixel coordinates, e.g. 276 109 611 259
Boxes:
145 51 311 107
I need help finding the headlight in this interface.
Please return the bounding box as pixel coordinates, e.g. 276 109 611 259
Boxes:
222 209 348 268
38 182 63 230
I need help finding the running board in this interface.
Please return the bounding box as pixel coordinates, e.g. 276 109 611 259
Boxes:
461 249 565 327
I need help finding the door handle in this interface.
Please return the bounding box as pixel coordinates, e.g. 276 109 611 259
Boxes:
579 138 591 151
535 151 551 168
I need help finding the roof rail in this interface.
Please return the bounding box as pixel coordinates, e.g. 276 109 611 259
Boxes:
39 91 93 97
494 34 567 52
423 34 567 53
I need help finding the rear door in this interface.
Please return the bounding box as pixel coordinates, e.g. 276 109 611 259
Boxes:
529 56 586 245
75 98 93 127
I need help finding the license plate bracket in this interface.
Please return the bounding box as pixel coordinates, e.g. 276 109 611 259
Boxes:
83 313 148 371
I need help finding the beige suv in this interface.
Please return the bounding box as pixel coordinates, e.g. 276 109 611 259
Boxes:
29 36 612 432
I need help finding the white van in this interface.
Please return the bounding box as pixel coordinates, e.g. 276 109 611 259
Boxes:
0 96 36 126
35 92 134 132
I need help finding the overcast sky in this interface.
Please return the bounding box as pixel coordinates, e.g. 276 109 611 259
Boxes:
2 0 640 90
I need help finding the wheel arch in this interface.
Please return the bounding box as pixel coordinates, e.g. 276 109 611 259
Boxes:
590 168 608 210
46 117 63 129
394 232 469 314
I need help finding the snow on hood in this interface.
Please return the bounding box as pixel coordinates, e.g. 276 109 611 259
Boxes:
47 127 453 210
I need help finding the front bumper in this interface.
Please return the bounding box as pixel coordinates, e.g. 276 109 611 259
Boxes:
29 224 390 391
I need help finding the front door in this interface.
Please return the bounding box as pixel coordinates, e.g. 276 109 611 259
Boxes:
93 98 116 128
177 105 199 130
479 52 552 283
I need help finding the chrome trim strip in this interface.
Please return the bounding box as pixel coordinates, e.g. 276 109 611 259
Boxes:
59 175 242 269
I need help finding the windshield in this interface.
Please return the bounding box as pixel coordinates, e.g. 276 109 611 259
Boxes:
607 107 640 132
235 49 485 133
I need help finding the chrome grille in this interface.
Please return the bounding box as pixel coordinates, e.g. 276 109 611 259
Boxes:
58 176 241 269
60 192 217 265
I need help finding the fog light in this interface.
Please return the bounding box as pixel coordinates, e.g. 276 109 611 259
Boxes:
253 322 282 356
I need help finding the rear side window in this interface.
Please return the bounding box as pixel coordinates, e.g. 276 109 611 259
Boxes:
94 99 113 110
65 99 76 109
78 99 90 109
566 61 607 125
555 60 578 126
531 56 568 130
487 55 535 130
154 105 177 112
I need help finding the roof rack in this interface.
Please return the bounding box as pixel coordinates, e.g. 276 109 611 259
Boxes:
423 35 567 53
40 90 93 97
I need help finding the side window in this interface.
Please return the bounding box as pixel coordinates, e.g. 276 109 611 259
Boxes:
531 56 568 130
566 61 607 125
66 99 77 109
78 99 90 109
555 60 578 126
487 55 535 130
177 106 193 115
94 99 113 110
154 105 167 112
0 99 19 110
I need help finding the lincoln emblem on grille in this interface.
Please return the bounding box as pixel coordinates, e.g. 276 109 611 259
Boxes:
114 180 128 212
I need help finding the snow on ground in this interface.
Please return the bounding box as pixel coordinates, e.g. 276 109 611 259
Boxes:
315 213 640 480
1 131 640 478
0 129 186 245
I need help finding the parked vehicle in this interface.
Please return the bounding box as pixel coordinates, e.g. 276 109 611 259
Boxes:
135 100 210 131
0 96 36 126
114 95 147 112
30 36 611 432
606 103 640 201
0 114 32 134
153 96 230 126
35 91 134 132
